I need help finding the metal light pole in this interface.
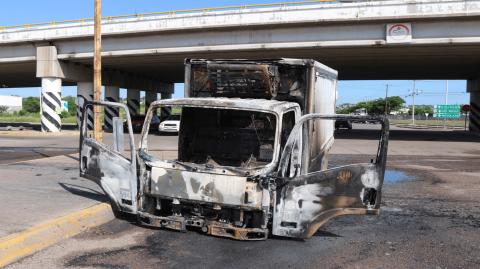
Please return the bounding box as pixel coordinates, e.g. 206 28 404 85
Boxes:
384 84 390 115
444 80 449 105
443 80 448 129
412 80 416 125
93 0 103 141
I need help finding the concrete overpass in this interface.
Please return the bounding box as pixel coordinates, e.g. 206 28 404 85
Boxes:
0 0 479 132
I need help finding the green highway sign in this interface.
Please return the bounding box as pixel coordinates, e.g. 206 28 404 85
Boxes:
433 104 461 119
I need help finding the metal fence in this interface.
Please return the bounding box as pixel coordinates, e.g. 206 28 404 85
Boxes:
387 114 466 121
387 114 434 121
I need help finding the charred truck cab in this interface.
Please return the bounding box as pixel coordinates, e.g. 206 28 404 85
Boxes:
80 59 389 240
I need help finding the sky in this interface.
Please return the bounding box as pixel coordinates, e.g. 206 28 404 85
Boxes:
0 0 470 106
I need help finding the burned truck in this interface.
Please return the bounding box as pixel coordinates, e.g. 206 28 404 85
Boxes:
79 59 389 240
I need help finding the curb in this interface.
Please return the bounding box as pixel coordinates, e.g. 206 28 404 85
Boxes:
393 124 465 130
0 122 78 131
0 203 113 268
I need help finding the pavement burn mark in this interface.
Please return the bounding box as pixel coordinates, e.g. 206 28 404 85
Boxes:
64 246 158 269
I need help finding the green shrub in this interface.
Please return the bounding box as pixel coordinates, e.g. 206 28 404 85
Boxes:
23 97 40 113
60 111 70 119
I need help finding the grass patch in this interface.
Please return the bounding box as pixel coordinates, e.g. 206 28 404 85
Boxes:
0 113 77 124
392 119 467 127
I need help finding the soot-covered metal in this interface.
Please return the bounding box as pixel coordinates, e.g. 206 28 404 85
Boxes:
178 106 277 168
186 59 309 110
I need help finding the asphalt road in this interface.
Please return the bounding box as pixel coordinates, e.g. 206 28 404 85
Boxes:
0 131 79 164
1 124 476 164
0 130 178 164
3 126 480 269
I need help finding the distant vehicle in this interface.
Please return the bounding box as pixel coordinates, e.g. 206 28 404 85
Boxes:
159 114 181 133
353 108 367 116
353 108 368 123
335 119 352 130
129 114 160 133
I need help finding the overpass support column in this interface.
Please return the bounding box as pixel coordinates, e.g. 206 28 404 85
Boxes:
40 78 62 132
77 82 94 130
104 86 120 131
127 89 140 116
467 79 480 133
36 46 64 132
145 91 158 114
160 83 174 120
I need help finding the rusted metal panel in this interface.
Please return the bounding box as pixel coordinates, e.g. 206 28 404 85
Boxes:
80 139 137 212
137 211 269 240
273 163 381 238
273 114 389 239
79 101 138 214
207 222 268 240
149 167 262 208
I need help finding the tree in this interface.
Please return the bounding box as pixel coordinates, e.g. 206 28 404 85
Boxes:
0 105 9 114
386 96 406 113
408 105 433 115
337 96 406 115
22 97 40 113
336 103 355 114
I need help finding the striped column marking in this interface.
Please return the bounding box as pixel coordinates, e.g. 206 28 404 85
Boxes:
160 106 171 121
76 95 83 128
104 97 119 131
77 94 94 130
40 78 62 132
127 99 140 116
145 91 157 115
104 86 120 131
76 94 94 130
470 101 480 132
160 107 172 118
77 83 94 130
160 91 173 120
126 89 140 116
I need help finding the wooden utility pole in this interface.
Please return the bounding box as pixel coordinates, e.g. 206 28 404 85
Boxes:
384 84 391 115
93 0 102 141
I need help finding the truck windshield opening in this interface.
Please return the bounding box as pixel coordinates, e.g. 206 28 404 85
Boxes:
178 107 277 168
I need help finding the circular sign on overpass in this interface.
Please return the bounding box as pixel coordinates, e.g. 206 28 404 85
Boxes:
386 23 412 43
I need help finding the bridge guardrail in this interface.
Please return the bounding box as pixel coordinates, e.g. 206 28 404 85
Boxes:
0 0 336 31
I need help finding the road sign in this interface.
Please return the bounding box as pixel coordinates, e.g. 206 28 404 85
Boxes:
386 23 412 43
433 104 461 119
461 104 470 113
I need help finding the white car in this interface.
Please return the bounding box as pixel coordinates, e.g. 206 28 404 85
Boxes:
159 114 181 133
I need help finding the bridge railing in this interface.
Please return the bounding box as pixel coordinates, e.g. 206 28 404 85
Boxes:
0 0 337 31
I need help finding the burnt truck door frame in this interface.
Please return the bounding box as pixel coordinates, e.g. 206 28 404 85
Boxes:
272 114 389 239
79 101 138 214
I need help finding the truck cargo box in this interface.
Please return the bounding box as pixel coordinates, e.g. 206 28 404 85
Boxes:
185 58 337 114
186 58 338 172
